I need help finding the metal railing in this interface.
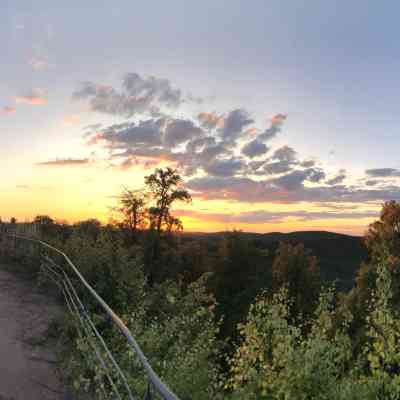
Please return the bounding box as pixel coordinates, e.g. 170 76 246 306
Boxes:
0 226 180 400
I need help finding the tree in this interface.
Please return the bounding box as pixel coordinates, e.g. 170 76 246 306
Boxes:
365 200 400 270
358 200 400 308
74 219 102 241
272 242 320 319
114 187 147 239
34 215 55 237
145 167 191 235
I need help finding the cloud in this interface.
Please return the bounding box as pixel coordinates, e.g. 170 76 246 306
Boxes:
241 139 269 158
29 58 50 71
261 146 298 175
273 145 297 163
219 109 254 143
36 158 90 167
365 168 400 177
176 208 378 224
326 170 346 185
1 106 16 115
198 112 224 129
263 160 293 175
187 175 400 204
163 119 204 147
63 114 81 125
257 114 288 142
270 113 287 126
204 158 245 177
301 160 316 168
15 184 54 191
100 119 165 147
123 72 181 107
272 168 325 191
15 89 48 105
73 72 183 117
187 176 273 202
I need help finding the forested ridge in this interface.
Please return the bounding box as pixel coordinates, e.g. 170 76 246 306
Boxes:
6 168 400 399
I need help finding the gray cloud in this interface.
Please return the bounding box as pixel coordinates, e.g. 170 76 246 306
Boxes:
204 158 245 177
176 208 378 224
301 160 316 168
241 139 269 158
163 119 204 147
326 170 346 185
187 175 400 204
263 160 293 175
186 136 216 153
365 168 400 177
272 168 325 191
73 72 183 117
219 109 254 143
260 145 299 176
36 158 90 166
273 145 297 163
102 119 165 147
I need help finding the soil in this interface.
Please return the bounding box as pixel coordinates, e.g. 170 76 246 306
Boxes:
0 268 70 400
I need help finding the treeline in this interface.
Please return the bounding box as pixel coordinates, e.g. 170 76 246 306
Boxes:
7 168 400 398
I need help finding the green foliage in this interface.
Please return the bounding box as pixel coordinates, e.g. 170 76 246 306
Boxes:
272 242 320 319
53 228 220 399
226 249 400 399
10 196 400 399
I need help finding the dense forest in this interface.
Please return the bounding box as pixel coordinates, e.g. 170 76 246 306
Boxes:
5 168 400 399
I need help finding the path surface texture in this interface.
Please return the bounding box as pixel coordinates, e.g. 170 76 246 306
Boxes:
0 268 68 400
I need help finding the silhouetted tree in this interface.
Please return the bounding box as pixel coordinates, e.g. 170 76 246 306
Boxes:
74 219 102 241
34 215 55 237
114 187 147 240
145 167 191 236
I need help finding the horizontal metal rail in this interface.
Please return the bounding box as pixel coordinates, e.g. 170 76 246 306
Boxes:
1 231 180 400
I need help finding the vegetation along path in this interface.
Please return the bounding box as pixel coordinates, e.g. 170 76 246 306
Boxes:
0 267 68 400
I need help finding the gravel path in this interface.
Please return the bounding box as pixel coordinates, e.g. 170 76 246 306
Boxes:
0 268 68 400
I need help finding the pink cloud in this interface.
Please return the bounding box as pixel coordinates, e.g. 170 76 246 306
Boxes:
1 106 16 115
270 113 287 126
15 89 48 105
245 127 258 136
29 58 50 71
86 132 105 145
198 112 225 129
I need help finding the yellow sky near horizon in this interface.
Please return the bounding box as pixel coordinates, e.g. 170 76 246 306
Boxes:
1 162 378 236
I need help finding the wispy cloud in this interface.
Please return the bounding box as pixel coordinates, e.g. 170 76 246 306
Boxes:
29 58 50 71
15 184 55 191
15 89 48 105
1 106 16 115
176 208 378 224
35 158 90 167
365 168 400 177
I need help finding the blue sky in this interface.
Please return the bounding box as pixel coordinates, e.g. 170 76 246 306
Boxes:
1 1 400 233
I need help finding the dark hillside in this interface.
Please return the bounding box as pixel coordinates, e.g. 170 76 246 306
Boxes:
183 231 368 290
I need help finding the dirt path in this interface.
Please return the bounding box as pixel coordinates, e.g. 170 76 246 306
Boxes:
0 268 68 400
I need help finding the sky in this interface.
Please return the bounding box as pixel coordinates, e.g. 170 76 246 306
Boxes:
1 1 400 235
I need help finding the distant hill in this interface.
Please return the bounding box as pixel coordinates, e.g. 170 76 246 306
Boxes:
184 230 368 291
